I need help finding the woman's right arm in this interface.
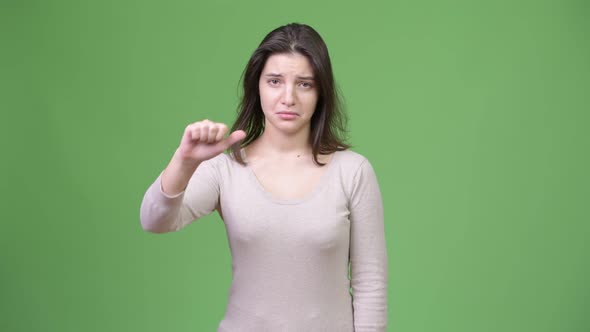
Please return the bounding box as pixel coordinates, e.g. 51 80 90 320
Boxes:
139 120 246 233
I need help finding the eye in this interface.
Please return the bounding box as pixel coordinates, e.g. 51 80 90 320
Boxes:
268 79 280 85
299 81 314 88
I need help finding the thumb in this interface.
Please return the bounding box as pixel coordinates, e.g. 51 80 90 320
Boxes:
223 130 247 148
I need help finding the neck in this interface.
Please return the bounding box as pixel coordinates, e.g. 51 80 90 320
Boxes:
252 124 312 157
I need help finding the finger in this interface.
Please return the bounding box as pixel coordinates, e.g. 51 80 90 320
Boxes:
182 126 193 144
224 130 247 148
215 124 229 142
190 124 202 142
207 126 219 143
200 123 210 143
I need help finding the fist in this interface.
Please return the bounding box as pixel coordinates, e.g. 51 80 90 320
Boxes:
177 119 246 164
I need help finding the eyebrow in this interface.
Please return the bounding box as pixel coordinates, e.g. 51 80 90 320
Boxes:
264 73 315 80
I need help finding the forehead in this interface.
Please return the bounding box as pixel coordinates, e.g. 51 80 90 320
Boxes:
261 52 314 76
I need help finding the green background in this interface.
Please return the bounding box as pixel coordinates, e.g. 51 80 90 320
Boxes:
1 0 588 331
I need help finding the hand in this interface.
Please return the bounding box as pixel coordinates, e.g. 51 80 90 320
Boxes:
177 119 246 165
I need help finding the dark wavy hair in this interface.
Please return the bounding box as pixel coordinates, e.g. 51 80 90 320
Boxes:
229 23 350 166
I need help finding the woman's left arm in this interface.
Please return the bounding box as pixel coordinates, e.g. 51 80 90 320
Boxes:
349 159 388 332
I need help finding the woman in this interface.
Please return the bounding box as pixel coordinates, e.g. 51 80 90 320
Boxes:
140 23 388 331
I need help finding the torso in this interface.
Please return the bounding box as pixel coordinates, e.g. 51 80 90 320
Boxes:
243 147 335 201
213 149 367 332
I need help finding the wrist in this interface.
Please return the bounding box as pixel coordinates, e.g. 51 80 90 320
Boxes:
173 148 201 170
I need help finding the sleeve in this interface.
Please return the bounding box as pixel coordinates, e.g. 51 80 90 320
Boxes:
139 158 221 233
349 159 388 331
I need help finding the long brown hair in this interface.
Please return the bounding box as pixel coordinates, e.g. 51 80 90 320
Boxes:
229 23 350 166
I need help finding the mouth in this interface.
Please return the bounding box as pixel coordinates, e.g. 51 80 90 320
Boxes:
276 111 299 120
276 111 299 116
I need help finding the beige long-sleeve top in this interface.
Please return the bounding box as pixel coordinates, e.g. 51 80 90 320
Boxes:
140 149 388 331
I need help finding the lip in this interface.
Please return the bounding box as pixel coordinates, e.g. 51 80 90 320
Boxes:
276 111 299 120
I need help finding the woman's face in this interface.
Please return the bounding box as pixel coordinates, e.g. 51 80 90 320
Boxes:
258 52 319 136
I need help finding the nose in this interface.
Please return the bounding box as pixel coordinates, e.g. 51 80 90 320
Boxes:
281 85 296 107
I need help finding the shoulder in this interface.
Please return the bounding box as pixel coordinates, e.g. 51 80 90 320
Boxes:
188 153 239 186
196 151 246 178
334 149 380 190
334 149 372 173
191 153 234 178
329 150 379 203
199 152 234 167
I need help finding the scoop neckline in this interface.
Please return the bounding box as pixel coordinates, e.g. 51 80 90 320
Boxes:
240 148 340 205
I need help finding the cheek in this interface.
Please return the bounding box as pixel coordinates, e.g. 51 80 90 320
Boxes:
304 93 319 110
261 89 282 106
258 86 272 108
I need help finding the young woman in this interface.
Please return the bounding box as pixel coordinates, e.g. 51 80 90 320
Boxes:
140 23 388 331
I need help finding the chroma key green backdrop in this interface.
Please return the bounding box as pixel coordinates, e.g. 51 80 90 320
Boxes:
1 0 588 331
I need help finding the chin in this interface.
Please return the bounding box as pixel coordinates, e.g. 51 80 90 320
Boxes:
269 121 308 135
